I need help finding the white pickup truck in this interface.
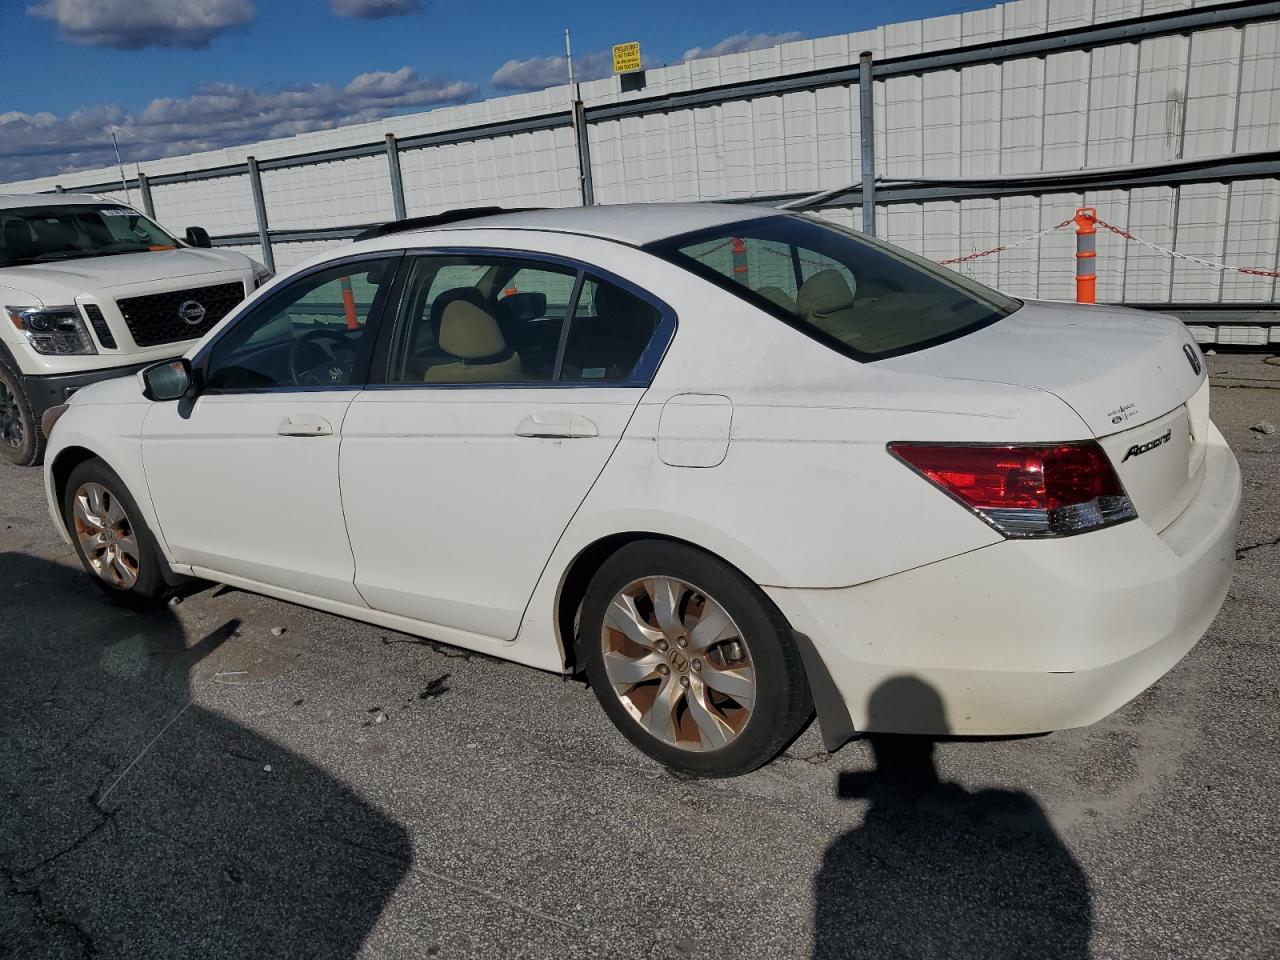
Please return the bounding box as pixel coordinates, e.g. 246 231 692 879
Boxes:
0 193 269 464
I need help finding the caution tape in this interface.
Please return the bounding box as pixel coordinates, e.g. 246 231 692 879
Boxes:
691 212 1280 279
936 218 1074 265
1090 216 1280 279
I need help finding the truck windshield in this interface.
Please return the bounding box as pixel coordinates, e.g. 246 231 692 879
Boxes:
0 204 181 268
646 214 1021 361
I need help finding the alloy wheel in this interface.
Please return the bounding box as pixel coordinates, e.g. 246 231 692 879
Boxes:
0 377 23 449
72 482 141 589
600 576 756 751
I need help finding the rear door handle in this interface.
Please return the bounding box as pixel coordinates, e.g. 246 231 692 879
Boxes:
515 411 598 439
277 414 333 437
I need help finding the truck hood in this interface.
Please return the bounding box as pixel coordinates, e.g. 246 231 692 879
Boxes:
875 299 1207 437
0 248 253 304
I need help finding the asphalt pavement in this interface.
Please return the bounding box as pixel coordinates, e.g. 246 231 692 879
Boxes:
1 355 1277 959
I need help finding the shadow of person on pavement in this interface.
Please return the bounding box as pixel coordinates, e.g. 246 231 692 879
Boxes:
812 676 1092 960
0 551 411 959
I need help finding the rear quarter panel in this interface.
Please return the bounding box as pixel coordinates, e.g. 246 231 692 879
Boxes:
512 251 1094 659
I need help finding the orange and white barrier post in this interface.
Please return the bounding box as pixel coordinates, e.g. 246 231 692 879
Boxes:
731 237 748 282
339 276 359 330
1074 207 1097 304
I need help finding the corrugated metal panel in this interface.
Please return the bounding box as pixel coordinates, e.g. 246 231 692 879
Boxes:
1 0 1273 308
150 177 258 236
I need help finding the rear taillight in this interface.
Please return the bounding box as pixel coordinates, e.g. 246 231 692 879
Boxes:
888 441 1137 538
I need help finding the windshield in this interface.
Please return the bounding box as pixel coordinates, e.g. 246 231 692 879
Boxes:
647 214 1021 361
0 204 180 268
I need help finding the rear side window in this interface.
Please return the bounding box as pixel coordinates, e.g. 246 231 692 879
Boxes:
382 254 666 386
561 277 660 383
386 255 576 384
648 215 1020 361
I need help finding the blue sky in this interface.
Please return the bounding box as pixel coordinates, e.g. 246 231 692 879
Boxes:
1 0 992 181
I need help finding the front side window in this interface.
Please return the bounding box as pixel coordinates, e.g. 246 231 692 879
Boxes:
649 214 1020 360
384 255 663 386
204 258 394 390
0 204 179 267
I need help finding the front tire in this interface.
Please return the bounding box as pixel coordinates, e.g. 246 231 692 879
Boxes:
580 541 813 777
62 458 170 606
0 359 43 466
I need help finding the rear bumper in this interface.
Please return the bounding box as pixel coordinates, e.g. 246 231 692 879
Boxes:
22 362 154 418
767 422 1241 736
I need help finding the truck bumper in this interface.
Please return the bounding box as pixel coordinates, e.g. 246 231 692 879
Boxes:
22 362 154 419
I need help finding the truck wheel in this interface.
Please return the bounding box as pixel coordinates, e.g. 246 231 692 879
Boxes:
0 360 43 467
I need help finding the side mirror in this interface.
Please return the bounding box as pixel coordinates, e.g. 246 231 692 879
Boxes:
140 358 193 402
185 226 212 249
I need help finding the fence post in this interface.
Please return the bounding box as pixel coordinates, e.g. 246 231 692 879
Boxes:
385 133 407 221
858 50 877 237
247 156 275 274
1074 207 1097 304
572 98 595 206
137 172 155 218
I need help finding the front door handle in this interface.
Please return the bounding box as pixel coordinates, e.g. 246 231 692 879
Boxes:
277 414 333 437
515 411 598 439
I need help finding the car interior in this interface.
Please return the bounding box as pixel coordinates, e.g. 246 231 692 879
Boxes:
392 257 660 385
203 254 663 392
679 228 1009 358
204 262 391 390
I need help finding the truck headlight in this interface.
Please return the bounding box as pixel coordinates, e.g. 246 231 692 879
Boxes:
5 306 98 356
252 264 274 289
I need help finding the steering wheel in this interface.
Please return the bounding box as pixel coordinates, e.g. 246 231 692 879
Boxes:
288 329 356 387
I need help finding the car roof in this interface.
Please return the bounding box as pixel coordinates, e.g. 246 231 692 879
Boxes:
406 202 781 247
0 193 131 210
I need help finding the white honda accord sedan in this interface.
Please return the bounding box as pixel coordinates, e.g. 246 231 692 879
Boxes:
41 203 1240 776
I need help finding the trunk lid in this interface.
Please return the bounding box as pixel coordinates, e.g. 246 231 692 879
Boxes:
877 299 1210 532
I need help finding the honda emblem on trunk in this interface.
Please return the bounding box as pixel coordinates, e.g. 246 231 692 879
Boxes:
1183 343 1202 375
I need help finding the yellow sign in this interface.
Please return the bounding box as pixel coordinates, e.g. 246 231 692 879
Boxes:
612 41 642 74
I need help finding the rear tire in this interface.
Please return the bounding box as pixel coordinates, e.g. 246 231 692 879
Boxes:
0 359 43 466
580 541 813 777
62 458 170 607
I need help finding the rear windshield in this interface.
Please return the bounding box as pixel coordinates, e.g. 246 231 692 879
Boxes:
0 204 180 268
647 214 1020 361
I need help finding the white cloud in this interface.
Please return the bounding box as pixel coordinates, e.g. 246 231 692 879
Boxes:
491 31 806 92
330 0 429 18
0 69 479 182
490 51 615 92
27 0 255 50
681 31 804 62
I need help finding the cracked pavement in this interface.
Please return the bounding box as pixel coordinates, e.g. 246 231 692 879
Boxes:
1 355 1277 959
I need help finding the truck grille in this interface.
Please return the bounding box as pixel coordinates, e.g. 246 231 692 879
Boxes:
116 281 245 347
82 304 117 349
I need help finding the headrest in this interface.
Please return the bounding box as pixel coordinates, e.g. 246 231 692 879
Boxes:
797 269 855 318
429 286 487 339
438 300 507 359
755 285 798 313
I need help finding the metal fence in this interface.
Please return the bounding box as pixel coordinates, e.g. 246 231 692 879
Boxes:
13 0 1280 340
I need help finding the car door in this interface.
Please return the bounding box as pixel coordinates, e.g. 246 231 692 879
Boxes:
143 254 400 603
340 250 673 641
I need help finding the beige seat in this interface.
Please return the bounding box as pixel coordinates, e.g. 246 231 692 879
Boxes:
423 299 524 383
755 285 798 313
796 269 859 342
